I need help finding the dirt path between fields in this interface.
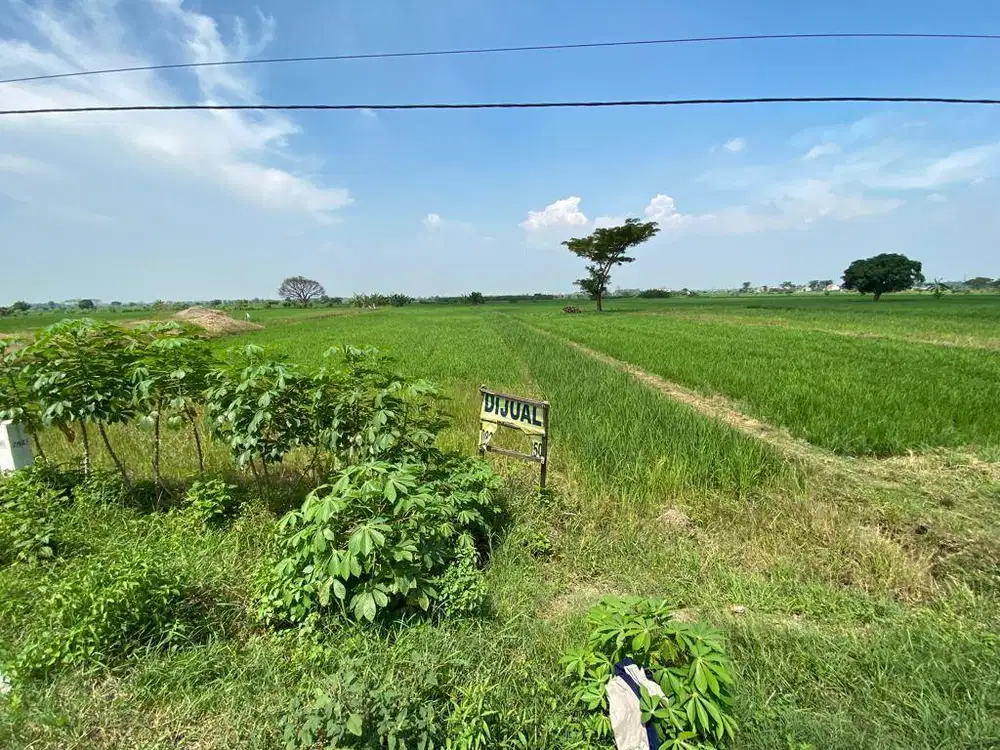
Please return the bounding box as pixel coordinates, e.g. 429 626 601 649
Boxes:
524 323 834 464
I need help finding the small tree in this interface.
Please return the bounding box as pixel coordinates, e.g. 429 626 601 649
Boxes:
11 301 30 313
842 253 924 301
966 276 994 290
278 276 326 305
563 218 660 312
131 323 214 482
740 281 753 294
467 292 485 305
78 299 95 310
25 320 139 485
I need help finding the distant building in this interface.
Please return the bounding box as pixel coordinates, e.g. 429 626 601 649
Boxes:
825 284 842 292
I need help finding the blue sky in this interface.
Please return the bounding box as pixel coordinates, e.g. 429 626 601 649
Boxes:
1 0 998 303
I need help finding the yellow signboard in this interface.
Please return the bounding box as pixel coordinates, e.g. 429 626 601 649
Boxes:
478 387 550 488
479 391 547 436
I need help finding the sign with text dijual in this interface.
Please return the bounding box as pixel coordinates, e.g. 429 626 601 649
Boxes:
479 390 547 436
478 387 550 489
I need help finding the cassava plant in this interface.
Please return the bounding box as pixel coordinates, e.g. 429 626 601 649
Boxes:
257 456 501 626
23 320 140 487
0 335 47 462
562 597 738 748
131 322 213 482
205 345 312 483
307 346 445 473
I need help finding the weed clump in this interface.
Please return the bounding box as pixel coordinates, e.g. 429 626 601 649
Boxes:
14 551 202 678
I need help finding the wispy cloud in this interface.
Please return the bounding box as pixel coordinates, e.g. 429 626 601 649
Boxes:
0 0 350 222
723 137 747 153
803 142 841 161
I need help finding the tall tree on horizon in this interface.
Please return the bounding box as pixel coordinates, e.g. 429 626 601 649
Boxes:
563 218 660 312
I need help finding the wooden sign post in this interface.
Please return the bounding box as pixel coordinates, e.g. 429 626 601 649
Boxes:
477 386 550 489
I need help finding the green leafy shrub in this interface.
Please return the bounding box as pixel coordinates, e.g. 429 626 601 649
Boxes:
183 478 237 523
562 597 738 747
23 320 141 484
433 536 489 619
205 345 311 472
258 456 501 625
0 470 62 565
281 667 442 750
14 553 198 677
308 345 445 468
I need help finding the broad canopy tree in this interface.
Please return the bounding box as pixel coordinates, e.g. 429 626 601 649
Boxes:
841 253 924 301
563 218 660 311
278 276 326 305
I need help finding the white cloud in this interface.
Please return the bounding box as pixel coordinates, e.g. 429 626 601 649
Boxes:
860 143 1000 190
644 194 715 230
521 196 588 231
639 182 900 238
0 1 350 222
927 193 947 203
803 142 841 161
423 213 443 229
724 138 747 153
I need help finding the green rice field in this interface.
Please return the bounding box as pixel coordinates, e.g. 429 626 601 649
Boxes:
3 293 1000 749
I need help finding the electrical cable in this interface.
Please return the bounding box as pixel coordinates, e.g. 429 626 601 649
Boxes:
2 32 998 86
2 96 999 117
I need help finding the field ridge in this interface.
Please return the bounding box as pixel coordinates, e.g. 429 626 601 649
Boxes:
636 311 1000 350
523 322 832 464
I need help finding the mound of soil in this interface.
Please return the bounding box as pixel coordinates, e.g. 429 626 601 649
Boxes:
172 307 262 337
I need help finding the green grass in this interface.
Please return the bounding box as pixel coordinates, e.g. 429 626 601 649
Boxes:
494 316 789 499
3 302 1000 749
528 311 1000 456
630 293 1000 347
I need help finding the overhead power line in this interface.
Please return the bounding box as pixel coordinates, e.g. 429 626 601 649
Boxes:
2 32 999 86
2 97 1000 117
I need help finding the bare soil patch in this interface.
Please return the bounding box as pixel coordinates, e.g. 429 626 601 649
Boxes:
172 307 262 337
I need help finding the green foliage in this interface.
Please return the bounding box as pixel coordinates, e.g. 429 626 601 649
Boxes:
23 319 137 429
841 253 925 301
563 217 660 311
562 597 737 747
310 346 445 467
0 470 62 565
14 552 197 678
205 345 312 469
433 536 489 619
281 666 443 750
258 456 501 625
183 478 237 523
131 322 214 479
0 336 44 438
638 288 672 298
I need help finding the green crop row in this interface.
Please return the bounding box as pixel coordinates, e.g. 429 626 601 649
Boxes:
528 311 1000 456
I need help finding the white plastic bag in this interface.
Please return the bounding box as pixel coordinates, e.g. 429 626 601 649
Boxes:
606 658 665 750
